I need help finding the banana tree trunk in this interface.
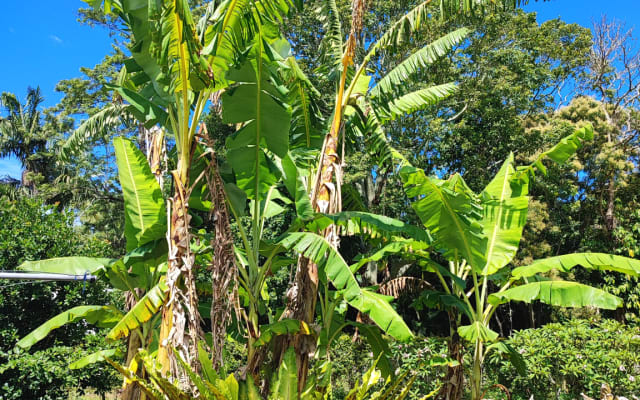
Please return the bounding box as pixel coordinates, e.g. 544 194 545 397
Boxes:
122 290 144 400
206 133 238 370
438 311 465 400
158 169 203 385
470 341 484 400
272 1 365 389
122 331 143 400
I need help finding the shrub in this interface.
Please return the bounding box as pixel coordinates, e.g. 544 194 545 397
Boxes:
485 319 640 399
326 334 450 400
389 336 449 399
0 340 120 400
0 197 120 399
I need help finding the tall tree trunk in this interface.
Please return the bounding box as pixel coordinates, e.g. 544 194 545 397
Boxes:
605 176 617 233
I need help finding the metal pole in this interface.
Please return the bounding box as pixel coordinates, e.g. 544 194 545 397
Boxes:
0 271 97 281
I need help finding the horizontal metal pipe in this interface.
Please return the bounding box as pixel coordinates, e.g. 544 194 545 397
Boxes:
0 272 97 281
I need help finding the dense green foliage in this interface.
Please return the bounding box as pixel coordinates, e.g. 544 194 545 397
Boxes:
486 319 640 399
0 197 119 398
1 1 640 399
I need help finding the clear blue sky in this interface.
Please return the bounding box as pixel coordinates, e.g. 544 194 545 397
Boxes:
0 1 639 179
0 1 113 179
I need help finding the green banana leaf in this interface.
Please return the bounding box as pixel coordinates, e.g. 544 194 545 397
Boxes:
110 85 168 127
308 211 432 244
486 341 527 376
279 232 413 341
413 290 473 319
16 305 123 350
107 277 168 341
371 28 470 100
354 323 394 379
488 280 623 310
16 257 114 276
458 321 499 343
401 167 486 271
513 125 594 195
281 153 314 220
375 83 457 122
351 239 430 273
511 253 640 279
479 155 529 275
69 348 122 370
223 57 291 200
269 347 298 400
113 137 166 251
419 258 467 290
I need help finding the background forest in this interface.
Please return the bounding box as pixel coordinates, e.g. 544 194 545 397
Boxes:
1 0 640 399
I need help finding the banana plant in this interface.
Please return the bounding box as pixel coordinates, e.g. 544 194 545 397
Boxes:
212 26 413 382
15 136 171 399
104 342 435 400
79 0 302 380
279 0 550 383
316 125 640 400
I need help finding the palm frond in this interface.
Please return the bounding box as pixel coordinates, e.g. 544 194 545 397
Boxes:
316 0 344 80
374 83 457 121
370 28 469 99
60 103 131 160
438 0 542 16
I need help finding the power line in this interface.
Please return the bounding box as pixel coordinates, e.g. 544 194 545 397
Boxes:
0 271 97 281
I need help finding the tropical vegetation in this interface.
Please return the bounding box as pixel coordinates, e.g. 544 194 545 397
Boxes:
2 0 640 399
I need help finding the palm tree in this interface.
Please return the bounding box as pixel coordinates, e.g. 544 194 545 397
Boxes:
0 87 52 191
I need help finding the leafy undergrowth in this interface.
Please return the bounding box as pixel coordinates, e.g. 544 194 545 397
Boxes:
485 319 640 399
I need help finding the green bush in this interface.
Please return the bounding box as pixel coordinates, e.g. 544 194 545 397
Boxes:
0 339 120 400
326 334 450 400
486 319 640 399
329 335 375 399
389 336 449 399
0 197 120 399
